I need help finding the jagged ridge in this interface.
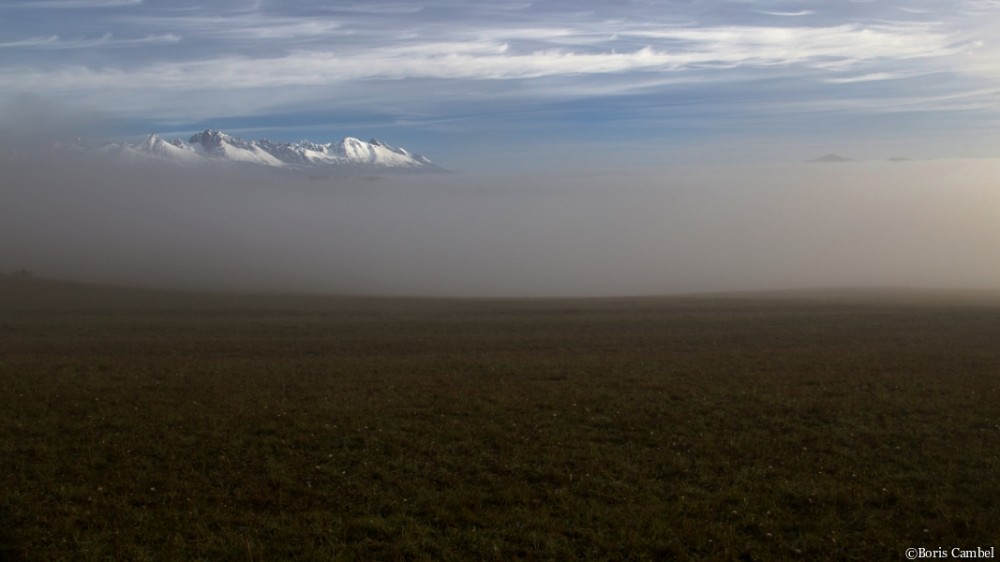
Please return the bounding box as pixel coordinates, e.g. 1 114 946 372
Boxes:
93 130 442 171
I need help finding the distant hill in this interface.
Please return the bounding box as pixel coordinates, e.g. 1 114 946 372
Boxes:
808 154 855 163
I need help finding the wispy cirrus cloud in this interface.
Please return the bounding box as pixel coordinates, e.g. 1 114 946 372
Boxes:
823 71 913 84
116 12 348 42
1 0 142 7
0 32 178 49
0 36 60 48
0 21 957 84
756 10 817 17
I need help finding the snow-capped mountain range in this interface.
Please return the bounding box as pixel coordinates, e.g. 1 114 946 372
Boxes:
89 130 443 172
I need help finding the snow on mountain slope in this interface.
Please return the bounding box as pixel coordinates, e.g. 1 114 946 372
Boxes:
187 130 286 167
89 130 442 172
93 133 203 164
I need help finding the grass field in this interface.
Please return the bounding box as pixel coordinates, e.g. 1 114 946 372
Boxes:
1 276 998 560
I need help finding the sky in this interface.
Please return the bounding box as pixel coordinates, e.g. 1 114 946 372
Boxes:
1 0 999 169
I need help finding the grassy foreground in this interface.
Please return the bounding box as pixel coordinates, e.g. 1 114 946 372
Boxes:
1 277 998 561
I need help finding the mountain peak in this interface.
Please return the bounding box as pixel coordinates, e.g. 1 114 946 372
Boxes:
89 129 443 172
140 133 162 148
189 129 240 149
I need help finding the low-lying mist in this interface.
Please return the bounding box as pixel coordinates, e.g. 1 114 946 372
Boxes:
2 154 999 297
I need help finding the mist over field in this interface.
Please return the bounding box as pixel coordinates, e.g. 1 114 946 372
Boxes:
2 151 999 297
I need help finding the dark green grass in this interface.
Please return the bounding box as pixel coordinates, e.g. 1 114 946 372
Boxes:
1 277 998 560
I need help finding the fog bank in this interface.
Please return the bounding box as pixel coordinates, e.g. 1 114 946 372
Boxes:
2 156 999 297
